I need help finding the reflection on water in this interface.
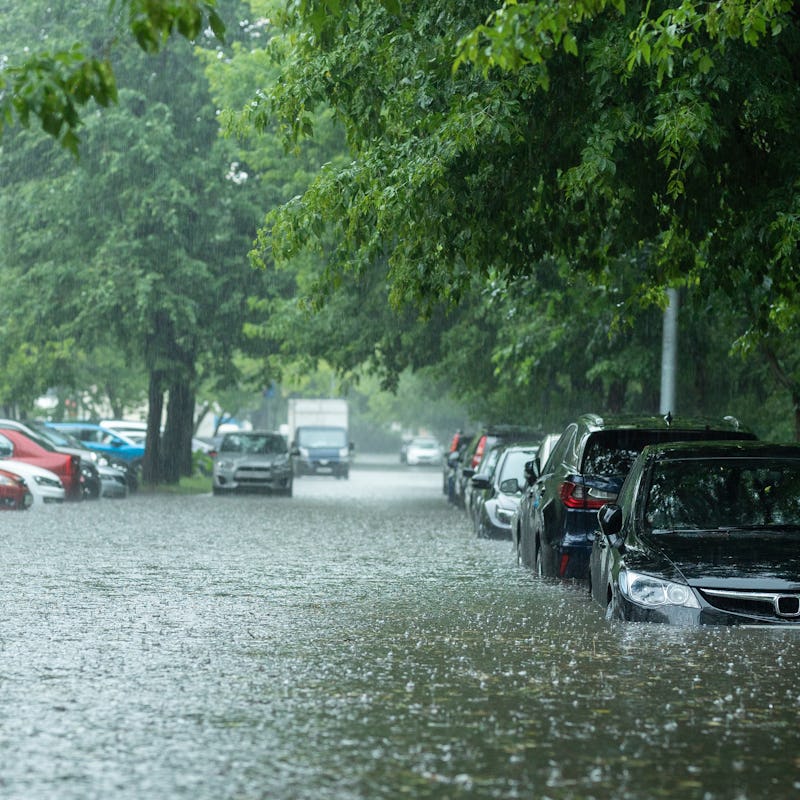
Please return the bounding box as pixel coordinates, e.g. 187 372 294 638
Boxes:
0 462 798 799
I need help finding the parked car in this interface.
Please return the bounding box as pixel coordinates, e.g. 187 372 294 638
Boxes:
443 430 473 502
470 443 540 539
592 440 800 625
0 419 102 499
100 419 149 439
213 431 293 496
2 459 65 505
405 436 444 467
47 422 145 468
30 422 134 496
0 427 83 500
0 467 33 510
454 426 543 509
516 413 757 581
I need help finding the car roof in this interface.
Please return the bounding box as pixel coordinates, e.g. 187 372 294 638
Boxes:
577 412 751 434
641 440 800 461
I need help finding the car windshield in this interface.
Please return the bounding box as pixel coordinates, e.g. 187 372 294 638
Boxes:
297 428 346 448
221 434 287 455
645 459 800 532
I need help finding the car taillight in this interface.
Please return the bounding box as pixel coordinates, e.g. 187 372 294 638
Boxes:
471 435 487 468
558 480 615 510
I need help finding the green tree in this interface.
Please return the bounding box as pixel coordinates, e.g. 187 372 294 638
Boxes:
0 0 271 483
259 0 800 436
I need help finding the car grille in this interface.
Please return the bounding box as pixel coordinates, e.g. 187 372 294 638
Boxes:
235 466 274 484
700 588 800 622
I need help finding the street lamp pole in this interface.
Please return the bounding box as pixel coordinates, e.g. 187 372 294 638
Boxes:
660 288 679 415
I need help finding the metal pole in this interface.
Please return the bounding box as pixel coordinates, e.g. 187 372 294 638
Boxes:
660 288 679 415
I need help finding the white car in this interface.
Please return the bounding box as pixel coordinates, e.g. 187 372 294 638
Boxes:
1 459 65 505
405 437 444 466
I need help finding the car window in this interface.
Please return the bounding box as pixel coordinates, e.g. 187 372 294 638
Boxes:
498 448 539 484
646 459 800 531
0 433 13 458
220 435 243 453
297 428 346 448
582 434 641 479
543 426 573 474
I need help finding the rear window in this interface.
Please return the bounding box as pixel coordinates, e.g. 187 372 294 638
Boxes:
581 429 754 479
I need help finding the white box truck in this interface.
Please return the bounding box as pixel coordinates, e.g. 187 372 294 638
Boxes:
287 398 352 479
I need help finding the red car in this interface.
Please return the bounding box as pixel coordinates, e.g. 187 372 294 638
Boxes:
0 428 82 501
0 467 33 510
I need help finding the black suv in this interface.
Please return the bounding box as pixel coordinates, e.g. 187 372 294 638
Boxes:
515 413 756 580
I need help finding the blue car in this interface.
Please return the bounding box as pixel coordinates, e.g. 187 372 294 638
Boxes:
47 422 145 466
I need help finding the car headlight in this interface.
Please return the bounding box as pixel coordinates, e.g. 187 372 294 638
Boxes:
618 570 699 609
339 447 349 458
217 460 235 470
34 475 63 489
298 447 310 457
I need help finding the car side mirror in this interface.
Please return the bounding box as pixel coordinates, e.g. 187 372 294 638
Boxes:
499 477 520 494
598 503 625 550
471 473 491 490
523 459 539 485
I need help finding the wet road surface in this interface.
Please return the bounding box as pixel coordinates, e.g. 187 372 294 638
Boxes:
1 457 799 799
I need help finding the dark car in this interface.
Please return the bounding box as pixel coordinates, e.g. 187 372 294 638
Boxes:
591 440 800 625
443 430 473 503
470 443 540 539
517 413 756 581
213 431 293 496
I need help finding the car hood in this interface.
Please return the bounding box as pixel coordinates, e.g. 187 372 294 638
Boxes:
646 531 800 590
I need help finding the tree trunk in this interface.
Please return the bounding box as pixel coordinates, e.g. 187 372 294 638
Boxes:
162 380 195 482
142 372 164 484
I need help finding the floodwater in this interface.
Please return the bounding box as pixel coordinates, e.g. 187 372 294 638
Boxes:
1 456 798 800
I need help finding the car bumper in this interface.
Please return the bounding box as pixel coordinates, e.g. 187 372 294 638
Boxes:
214 468 293 492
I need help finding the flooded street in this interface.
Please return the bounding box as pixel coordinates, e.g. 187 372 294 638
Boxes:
1 457 799 799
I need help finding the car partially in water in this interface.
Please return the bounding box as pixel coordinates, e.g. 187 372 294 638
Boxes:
1 459 65 505
517 413 756 581
0 427 83 501
470 443 541 539
0 466 33 510
592 440 800 626
213 431 293 496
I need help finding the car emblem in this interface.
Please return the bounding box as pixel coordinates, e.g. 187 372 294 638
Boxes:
775 595 800 618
